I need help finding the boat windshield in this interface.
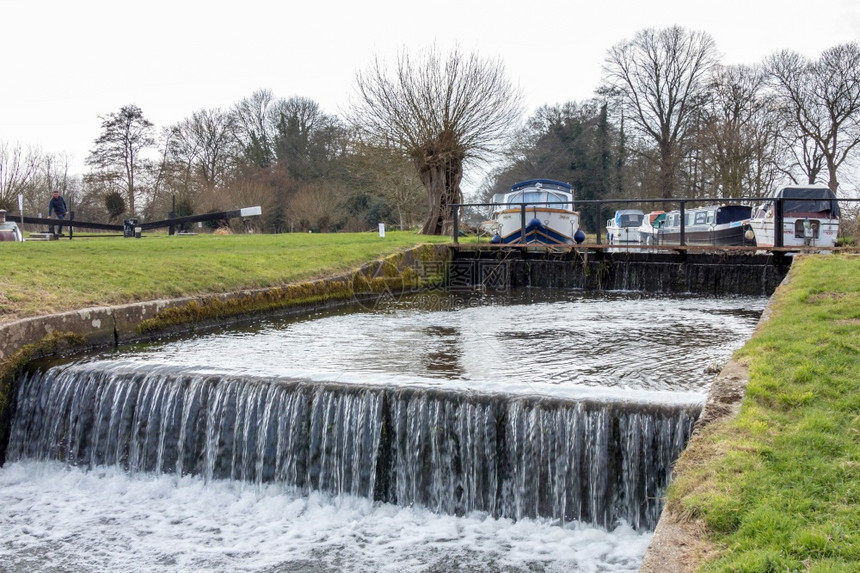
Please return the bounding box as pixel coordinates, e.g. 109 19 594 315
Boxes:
503 190 571 208
715 205 752 225
615 212 644 227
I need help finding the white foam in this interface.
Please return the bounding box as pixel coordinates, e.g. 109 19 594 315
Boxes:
0 461 651 572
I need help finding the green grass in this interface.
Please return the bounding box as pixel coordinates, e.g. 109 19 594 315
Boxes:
667 254 860 571
0 231 451 321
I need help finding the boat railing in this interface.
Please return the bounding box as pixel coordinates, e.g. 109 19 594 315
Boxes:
452 195 860 247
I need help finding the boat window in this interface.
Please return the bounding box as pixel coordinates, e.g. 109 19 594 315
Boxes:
716 205 752 224
707 211 715 224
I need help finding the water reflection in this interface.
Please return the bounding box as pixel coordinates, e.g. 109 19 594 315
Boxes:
80 290 765 400
419 325 464 375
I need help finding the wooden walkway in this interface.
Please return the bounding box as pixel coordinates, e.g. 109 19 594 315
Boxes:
452 242 859 255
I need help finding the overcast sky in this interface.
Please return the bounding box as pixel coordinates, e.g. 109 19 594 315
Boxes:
2 0 859 181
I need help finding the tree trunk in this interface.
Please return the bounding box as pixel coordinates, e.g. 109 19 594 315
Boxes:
417 157 464 235
659 143 675 199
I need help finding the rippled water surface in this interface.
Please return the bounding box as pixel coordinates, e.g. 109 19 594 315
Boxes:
89 290 766 402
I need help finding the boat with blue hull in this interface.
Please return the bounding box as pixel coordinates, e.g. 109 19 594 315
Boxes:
491 179 582 245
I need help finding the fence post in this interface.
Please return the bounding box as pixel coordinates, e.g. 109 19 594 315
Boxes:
452 205 460 244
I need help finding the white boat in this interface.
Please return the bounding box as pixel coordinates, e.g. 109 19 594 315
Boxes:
637 211 667 246
605 209 644 250
748 185 840 249
0 210 23 242
491 179 582 245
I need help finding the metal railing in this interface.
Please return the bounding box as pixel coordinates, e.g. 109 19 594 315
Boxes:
451 196 859 248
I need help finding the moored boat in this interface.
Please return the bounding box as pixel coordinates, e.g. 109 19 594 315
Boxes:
748 184 840 249
605 210 644 250
637 211 666 246
491 179 582 245
654 204 753 247
0 210 23 242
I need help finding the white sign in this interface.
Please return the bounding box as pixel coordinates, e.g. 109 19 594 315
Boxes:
17 194 23 212
378 223 385 238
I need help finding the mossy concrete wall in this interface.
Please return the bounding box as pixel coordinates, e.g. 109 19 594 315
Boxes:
0 244 450 465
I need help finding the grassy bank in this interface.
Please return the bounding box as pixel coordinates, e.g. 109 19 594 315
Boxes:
0 231 450 322
668 254 860 571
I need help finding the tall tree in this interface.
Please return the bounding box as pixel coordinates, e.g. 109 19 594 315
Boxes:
486 101 613 231
766 42 860 193
272 96 347 182
86 105 154 216
601 26 718 198
351 46 523 235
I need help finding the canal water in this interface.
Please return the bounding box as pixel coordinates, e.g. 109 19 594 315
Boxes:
0 290 767 572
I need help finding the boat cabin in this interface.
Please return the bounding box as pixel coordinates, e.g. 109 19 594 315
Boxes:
492 179 574 210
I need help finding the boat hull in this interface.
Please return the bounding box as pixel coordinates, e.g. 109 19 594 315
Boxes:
654 221 753 247
748 216 839 248
495 208 579 245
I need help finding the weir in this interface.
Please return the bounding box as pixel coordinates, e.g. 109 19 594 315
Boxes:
7 364 699 531
446 249 791 295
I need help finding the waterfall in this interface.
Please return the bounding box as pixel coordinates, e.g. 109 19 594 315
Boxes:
7 365 699 531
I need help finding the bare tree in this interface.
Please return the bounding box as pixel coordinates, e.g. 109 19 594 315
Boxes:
347 140 426 230
698 64 785 197
350 46 523 235
86 104 155 215
766 43 860 193
167 108 237 192
232 89 277 168
0 141 42 211
602 26 718 198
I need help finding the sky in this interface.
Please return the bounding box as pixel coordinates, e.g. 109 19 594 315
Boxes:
2 0 859 181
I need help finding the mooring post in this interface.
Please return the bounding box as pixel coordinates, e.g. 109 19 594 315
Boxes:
774 197 784 248
679 201 686 246
520 204 527 243
596 204 602 244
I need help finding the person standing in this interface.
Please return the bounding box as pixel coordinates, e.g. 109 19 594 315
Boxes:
48 190 67 235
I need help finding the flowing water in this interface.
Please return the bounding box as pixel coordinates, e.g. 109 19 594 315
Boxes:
0 290 767 572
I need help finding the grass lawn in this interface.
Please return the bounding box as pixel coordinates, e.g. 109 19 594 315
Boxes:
0 231 451 321
668 254 860 571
